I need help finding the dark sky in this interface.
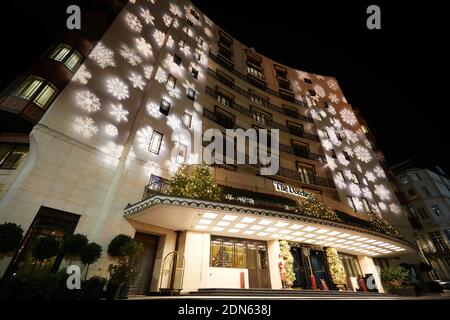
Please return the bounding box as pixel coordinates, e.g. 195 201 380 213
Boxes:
0 1 448 173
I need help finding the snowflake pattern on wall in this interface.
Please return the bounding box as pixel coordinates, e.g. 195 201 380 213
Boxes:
89 42 116 69
322 139 333 151
296 70 310 80
136 126 153 150
340 108 358 126
344 129 359 143
74 116 98 138
166 158 181 176
328 105 336 115
140 8 154 25
144 65 154 79
378 202 387 211
326 156 337 171
365 170 376 182
146 102 160 118
374 184 391 201
389 203 401 214
313 85 326 98
337 153 350 166
327 79 339 91
153 29 165 47
334 173 346 188
329 93 339 104
169 3 182 17
125 12 143 32
75 90 101 113
72 65 92 84
204 27 212 38
120 44 142 66
136 37 153 57
349 183 362 196
155 67 168 83
101 141 124 158
362 187 373 200
343 146 354 157
110 104 129 122
163 14 173 27
167 115 180 129
353 145 372 163
104 124 118 137
144 160 162 176
107 78 129 100
128 72 145 90
374 166 386 178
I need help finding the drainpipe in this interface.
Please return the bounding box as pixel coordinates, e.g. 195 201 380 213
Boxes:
170 231 181 291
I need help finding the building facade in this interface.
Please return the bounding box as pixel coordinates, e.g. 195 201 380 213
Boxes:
392 159 450 281
0 0 421 294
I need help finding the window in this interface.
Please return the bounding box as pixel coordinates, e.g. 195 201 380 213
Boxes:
191 67 199 79
422 186 431 197
11 75 58 109
308 89 316 96
196 36 204 47
412 172 421 181
249 90 268 106
431 205 442 217
176 144 187 164
0 144 28 170
347 196 357 211
283 105 298 118
216 90 233 107
210 236 267 269
336 132 343 141
330 149 337 159
407 189 418 199
416 208 429 219
148 131 163 154
159 99 171 116
293 142 309 159
297 163 315 185
351 172 360 184
428 231 449 252
304 78 312 84
173 54 182 66
361 125 369 134
178 38 185 48
343 151 351 161
247 65 264 80
166 74 176 89
148 175 169 193
287 121 304 138
251 106 271 125
399 175 410 185
339 254 363 278
214 107 235 129
337 170 346 182
187 88 196 100
194 49 201 61
182 112 192 128
49 44 71 62
361 198 371 213
49 44 82 71
64 51 82 71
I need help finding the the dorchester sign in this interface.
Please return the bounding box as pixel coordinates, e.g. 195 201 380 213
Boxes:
273 181 311 199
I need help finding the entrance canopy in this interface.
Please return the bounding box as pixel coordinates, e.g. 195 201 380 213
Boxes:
124 195 417 258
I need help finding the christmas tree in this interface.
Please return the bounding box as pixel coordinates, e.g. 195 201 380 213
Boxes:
296 195 341 222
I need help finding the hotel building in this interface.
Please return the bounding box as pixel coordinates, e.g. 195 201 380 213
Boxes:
0 0 421 295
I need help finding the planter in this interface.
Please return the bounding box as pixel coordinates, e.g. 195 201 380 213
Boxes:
106 283 122 300
389 288 418 296
82 281 105 300
118 285 131 299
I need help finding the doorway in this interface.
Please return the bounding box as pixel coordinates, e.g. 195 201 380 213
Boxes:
247 243 270 288
130 233 159 296
291 245 332 290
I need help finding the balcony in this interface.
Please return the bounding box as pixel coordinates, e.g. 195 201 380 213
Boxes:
205 87 319 142
209 52 308 108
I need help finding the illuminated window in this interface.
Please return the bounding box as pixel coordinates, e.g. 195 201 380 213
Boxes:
49 44 82 71
191 67 199 79
217 92 231 106
187 88 196 100
64 51 82 71
297 164 315 185
337 170 345 182
399 175 410 184
159 99 171 116
428 231 448 252
252 106 271 125
176 144 187 164
0 144 28 170
431 205 441 216
361 198 371 213
361 125 369 133
148 131 163 154
347 196 357 211
49 44 71 61
182 112 192 128
351 172 360 184
12 76 44 100
173 54 182 66
247 65 264 80
166 74 176 89
11 75 58 109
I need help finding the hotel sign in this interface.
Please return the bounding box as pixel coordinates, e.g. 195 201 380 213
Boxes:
273 181 311 199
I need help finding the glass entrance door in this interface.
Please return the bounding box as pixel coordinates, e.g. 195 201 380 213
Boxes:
310 250 332 290
291 246 310 289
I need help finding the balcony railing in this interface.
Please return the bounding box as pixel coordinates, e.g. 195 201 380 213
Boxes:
210 52 309 108
205 87 320 142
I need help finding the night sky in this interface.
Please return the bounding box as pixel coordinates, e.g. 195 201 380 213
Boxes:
0 1 448 174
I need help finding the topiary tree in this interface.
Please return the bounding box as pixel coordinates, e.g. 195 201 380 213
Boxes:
80 242 103 280
31 236 62 273
107 234 134 258
325 247 347 290
296 195 341 222
279 240 295 288
0 222 24 256
62 234 88 265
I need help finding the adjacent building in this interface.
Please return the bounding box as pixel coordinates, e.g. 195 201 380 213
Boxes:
0 0 421 295
392 159 450 280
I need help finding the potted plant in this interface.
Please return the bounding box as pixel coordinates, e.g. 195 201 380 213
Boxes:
325 247 347 291
80 242 102 280
30 236 61 276
279 240 295 289
381 266 416 296
61 234 88 266
0 222 24 258
82 276 107 300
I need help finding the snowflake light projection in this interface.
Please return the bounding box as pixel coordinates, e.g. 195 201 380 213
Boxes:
125 12 143 32
110 104 129 122
136 37 153 57
167 85 181 99
389 203 401 214
136 126 153 150
75 90 101 113
337 153 350 166
128 72 145 90
167 36 175 48
144 66 154 79
315 74 325 80
349 183 362 196
362 187 373 200
334 173 346 188
72 65 92 84
356 164 363 173
296 70 309 80
140 8 154 25
344 169 353 181
364 139 372 149
119 44 142 66
364 171 376 182
163 14 173 27
169 3 182 17
74 116 98 138
155 67 168 83
326 156 337 171
333 119 342 130
353 198 363 211
144 160 162 176
374 166 386 178
162 54 184 77
327 79 339 91
89 42 115 69
340 108 358 126
193 102 202 112
107 78 129 100
378 202 387 211
101 141 124 158
313 85 326 98
182 80 197 95
146 102 160 118
166 159 182 176
342 96 348 104
180 44 191 56
353 145 372 163
344 129 359 143
153 29 165 47
204 27 212 38
374 184 391 201
329 94 339 104
328 105 337 115
322 139 333 151
167 115 180 129
104 124 118 137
